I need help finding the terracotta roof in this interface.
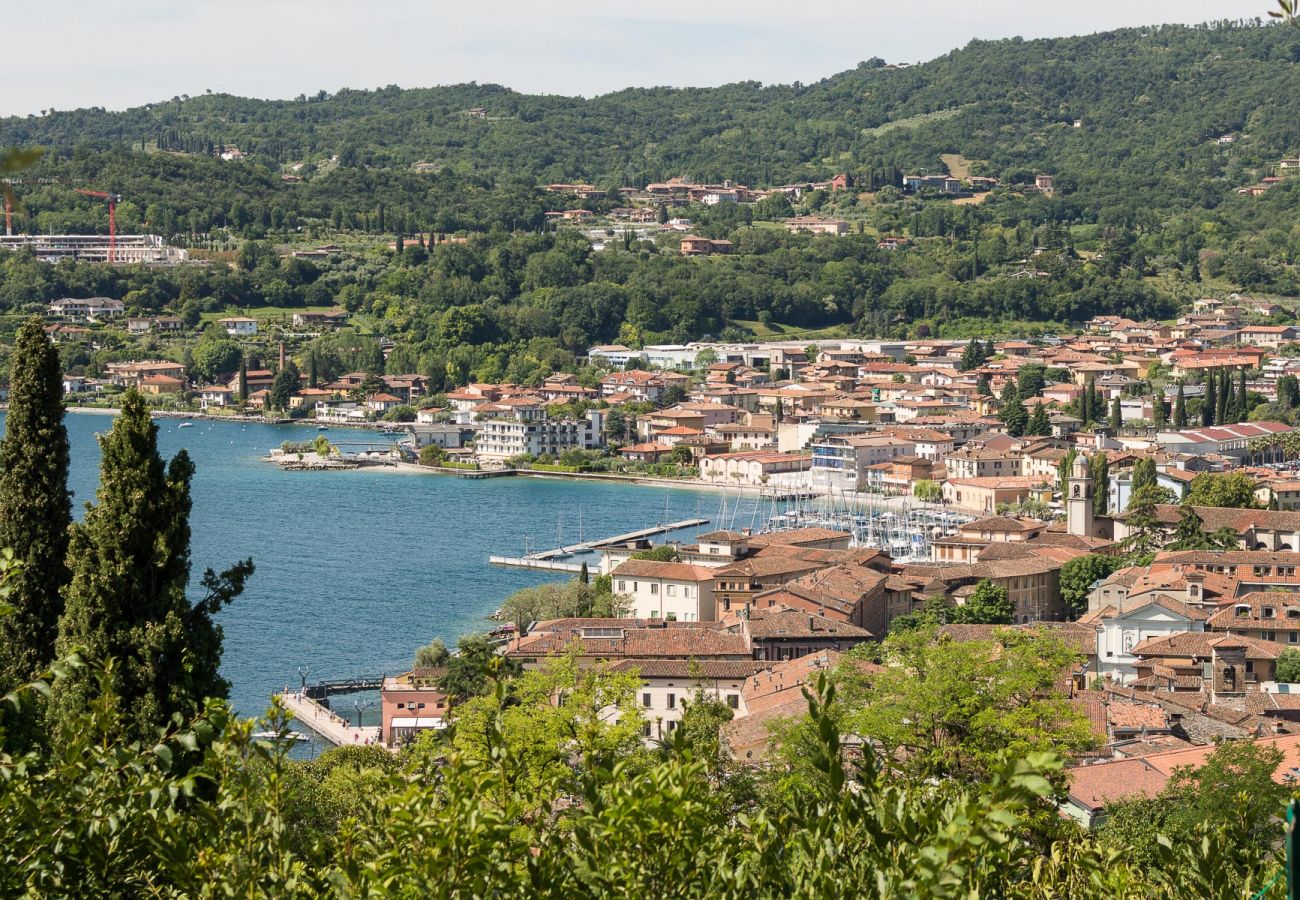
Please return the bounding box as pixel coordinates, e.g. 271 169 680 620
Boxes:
733 607 872 640
606 659 769 680
612 560 719 581
1067 759 1169 812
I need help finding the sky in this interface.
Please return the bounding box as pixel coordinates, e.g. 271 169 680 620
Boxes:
3 0 1268 115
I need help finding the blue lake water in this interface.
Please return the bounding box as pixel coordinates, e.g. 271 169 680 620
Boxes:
43 413 718 727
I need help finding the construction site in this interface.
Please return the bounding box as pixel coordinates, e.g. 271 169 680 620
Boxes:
1 181 189 264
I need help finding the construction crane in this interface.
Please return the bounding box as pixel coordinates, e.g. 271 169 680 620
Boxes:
73 188 123 263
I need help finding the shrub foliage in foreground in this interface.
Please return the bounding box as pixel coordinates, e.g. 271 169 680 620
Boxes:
0 656 1288 898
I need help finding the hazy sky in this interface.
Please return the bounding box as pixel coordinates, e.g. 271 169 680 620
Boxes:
5 0 1267 115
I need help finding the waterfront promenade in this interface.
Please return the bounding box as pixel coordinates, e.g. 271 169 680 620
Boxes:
277 691 380 747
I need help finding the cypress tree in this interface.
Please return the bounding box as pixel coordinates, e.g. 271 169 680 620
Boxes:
0 318 72 694
1203 373 1216 427
1152 390 1167 427
1108 396 1122 431
1026 401 1050 436
1215 368 1229 425
308 350 319 389
237 355 248 403
1090 453 1110 516
1131 457 1157 494
1237 369 1249 422
999 382 1026 437
50 391 253 742
1174 381 1187 427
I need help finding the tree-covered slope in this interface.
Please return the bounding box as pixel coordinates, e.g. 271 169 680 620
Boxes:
3 20 1298 194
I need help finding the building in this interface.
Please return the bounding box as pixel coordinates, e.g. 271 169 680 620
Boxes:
942 476 1046 514
811 433 917 489
106 360 187 388
698 451 811 486
611 559 719 622
1078 595 1209 683
783 217 850 236
379 668 449 748
473 406 605 463
219 316 259 337
6 234 187 264
47 297 125 321
609 659 765 744
680 236 733 256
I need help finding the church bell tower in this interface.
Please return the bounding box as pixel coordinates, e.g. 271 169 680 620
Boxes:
1067 454 1096 538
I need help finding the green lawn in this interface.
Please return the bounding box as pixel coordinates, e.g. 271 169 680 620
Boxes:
198 305 341 325
731 319 851 340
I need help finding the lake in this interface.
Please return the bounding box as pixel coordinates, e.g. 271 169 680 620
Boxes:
43 413 717 730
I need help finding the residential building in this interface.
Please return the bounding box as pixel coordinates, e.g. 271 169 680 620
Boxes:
47 296 125 320
380 668 449 748
474 406 605 463
219 316 259 337
611 559 719 622
610 659 765 744
698 451 811 485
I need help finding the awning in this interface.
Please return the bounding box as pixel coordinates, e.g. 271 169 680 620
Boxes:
389 717 446 728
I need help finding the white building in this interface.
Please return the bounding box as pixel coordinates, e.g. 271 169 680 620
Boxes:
47 297 125 321
219 316 259 337
608 659 759 744
610 559 719 621
474 406 605 463
1079 595 1208 683
315 400 369 423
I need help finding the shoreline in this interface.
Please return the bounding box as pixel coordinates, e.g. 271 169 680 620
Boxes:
54 407 820 497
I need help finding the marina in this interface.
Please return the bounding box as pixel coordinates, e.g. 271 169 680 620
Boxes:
489 517 710 570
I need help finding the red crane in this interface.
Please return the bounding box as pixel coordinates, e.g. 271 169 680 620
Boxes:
74 188 123 263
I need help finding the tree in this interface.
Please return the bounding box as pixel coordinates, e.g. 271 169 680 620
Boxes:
1025 401 1050 436
1276 648 1300 683
1183 472 1262 509
1101 741 1287 875
438 632 520 704
308 350 320 389
268 360 301 412
1215 369 1228 425
1090 452 1110 516
839 628 1095 785
1166 504 1238 551
0 318 71 702
1131 457 1157 494
949 579 1012 624
631 545 681 563
1152 391 1167 427
1202 372 1216 427
49 390 254 742
418 444 447 466
1279 374 1299 409
1237 368 1249 422
191 338 241 384
414 637 451 668
1059 554 1121 617
237 356 249 403
1123 483 1176 556
913 479 942 503
998 382 1026 436
1058 447 1078 500
1108 396 1122 430
1174 381 1187 427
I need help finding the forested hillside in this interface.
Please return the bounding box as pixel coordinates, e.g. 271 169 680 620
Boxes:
0 19 1296 378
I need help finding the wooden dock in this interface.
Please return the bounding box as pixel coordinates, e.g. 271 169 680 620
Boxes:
276 691 380 747
489 517 710 571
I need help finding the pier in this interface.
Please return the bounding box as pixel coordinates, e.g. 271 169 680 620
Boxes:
276 691 380 747
489 517 710 571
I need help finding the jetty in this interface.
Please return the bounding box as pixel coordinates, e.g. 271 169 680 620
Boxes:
489 517 709 571
276 690 380 747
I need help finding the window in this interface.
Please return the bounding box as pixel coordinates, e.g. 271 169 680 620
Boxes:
642 693 652 708
1264 607 1276 619
1264 631 1277 642
642 723 651 737
667 720 678 732
1290 632 1298 644
666 693 676 710
667 585 677 597
727 694 739 709
416 703 425 709
650 584 659 595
